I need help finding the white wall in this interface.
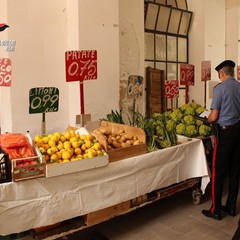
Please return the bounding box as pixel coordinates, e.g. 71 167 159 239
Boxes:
0 0 120 136
188 0 225 109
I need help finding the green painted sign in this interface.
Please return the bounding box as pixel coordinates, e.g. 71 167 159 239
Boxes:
29 87 59 114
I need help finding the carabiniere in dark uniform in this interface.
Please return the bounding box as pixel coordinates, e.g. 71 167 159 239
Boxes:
202 60 240 223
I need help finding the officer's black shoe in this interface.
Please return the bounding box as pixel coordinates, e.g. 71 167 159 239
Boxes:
221 205 236 217
202 209 222 220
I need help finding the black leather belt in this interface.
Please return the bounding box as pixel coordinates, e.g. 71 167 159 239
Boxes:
220 122 240 129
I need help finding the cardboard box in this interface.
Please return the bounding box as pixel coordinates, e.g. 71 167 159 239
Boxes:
45 127 109 178
83 200 131 226
86 121 146 162
10 134 46 182
45 153 108 178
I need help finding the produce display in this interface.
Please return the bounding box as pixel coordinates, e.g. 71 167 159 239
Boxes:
134 102 213 152
93 128 143 150
34 130 104 164
0 133 38 167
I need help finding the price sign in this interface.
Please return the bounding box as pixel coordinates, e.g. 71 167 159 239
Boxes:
201 61 211 81
180 63 194 86
29 87 59 114
0 58 12 87
65 50 97 82
165 80 179 98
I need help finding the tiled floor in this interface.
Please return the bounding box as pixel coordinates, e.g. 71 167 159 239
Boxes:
94 182 239 240
18 180 239 239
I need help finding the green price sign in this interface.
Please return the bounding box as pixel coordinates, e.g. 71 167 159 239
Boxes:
29 87 59 114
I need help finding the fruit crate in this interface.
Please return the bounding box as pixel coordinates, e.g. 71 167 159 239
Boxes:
0 148 12 183
86 121 146 162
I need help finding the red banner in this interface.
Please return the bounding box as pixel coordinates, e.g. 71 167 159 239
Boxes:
201 61 211 81
165 80 179 98
0 58 12 87
65 50 97 82
180 63 194 86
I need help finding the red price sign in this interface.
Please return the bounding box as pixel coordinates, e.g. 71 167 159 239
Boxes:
237 66 240 81
180 63 194 86
0 58 12 87
65 50 97 82
201 61 211 81
165 80 179 98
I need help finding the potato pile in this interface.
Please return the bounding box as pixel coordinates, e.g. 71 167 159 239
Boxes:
93 128 143 150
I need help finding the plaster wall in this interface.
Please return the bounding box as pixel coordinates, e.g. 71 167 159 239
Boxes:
188 0 226 109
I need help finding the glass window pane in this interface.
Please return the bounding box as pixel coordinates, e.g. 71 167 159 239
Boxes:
176 0 187 10
168 9 181 34
156 6 171 32
167 63 177 80
167 36 177 61
178 88 186 106
156 34 166 61
145 33 154 60
156 62 166 73
179 11 192 36
145 3 159 30
178 37 187 62
156 0 166 4
145 62 155 69
167 0 177 7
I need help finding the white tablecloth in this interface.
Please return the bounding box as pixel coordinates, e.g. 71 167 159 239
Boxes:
0 136 210 236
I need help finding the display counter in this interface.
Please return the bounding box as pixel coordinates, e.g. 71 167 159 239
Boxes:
0 136 210 236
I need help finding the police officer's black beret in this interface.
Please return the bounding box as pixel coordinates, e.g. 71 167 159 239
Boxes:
215 60 235 71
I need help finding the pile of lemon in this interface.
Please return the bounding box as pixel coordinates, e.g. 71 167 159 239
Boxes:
34 130 103 164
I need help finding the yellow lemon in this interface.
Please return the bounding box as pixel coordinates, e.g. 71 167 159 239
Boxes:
56 151 62 159
81 143 87 151
62 151 71 160
57 142 64 150
83 153 88 159
34 135 42 143
69 129 76 137
64 131 71 140
60 135 67 142
87 149 94 158
72 141 80 149
80 134 86 141
76 154 83 159
47 147 55 156
97 150 103 156
42 136 50 144
62 159 70 163
54 131 61 139
51 134 59 142
85 140 92 149
50 153 59 161
38 147 46 155
70 136 78 144
86 133 94 141
48 139 56 147
63 141 71 150
74 147 82 155
93 142 101 151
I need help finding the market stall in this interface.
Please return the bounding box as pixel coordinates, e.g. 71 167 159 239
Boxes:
0 136 210 236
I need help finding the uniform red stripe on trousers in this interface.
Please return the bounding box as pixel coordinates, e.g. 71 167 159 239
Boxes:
211 136 218 214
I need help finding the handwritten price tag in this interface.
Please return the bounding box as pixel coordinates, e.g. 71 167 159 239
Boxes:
65 50 97 82
0 58 12 87
29 87 59 114
165 80 179 98
201 61 211 81
180 63 194 86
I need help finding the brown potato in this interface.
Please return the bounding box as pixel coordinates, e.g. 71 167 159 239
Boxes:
112 141 122 148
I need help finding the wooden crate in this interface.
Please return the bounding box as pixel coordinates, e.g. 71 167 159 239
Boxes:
83 200 131 226
87 121 146 162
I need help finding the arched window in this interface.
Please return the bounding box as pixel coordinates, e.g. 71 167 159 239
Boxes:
144 0 192 112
